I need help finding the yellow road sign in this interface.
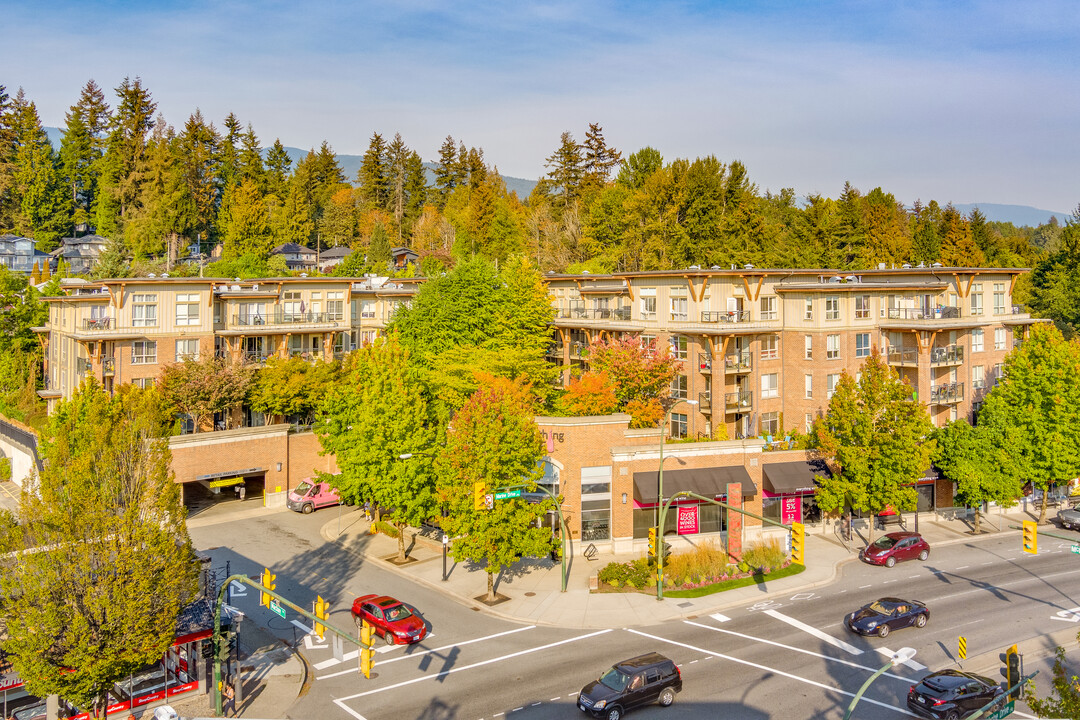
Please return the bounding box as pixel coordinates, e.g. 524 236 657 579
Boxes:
959 636 967 660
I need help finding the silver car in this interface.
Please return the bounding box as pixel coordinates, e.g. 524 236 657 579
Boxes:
1058 506 1080 531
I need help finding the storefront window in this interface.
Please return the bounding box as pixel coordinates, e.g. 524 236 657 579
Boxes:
581 498 610 540
916 484 934 512
538 459 560 496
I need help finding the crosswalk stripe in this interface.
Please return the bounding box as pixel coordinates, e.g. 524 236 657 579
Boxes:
710 613 731 623
763 609 864 655
877 646 927 671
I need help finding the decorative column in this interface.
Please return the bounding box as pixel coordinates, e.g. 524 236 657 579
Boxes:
727 482 743 559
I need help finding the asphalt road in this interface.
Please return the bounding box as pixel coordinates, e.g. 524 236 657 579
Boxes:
189 507 1080 720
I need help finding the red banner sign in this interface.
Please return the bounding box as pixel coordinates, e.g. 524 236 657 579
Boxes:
781 496 802 525
676 505 699 535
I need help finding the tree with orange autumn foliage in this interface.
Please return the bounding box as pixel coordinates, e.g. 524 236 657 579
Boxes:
557 370 618 416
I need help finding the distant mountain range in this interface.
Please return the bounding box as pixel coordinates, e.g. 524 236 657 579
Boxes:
42 127 1069 227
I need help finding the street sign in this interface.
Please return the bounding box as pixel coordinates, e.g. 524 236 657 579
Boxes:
1071 544 1080 554
987 699 1014 719
958 636 967 660
484 494 494 510
269 599 286 619
494 489 522 500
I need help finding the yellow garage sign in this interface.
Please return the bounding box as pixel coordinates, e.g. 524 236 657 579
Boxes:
208 476 244 488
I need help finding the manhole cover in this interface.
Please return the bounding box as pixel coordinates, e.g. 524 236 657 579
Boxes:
677 602 693 608
525 592 536 597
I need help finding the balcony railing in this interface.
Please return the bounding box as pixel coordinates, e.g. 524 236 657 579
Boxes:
243 351 271 364
81 317 114 331
930 382 964 405
231 312 343 326
698 391 712 412
570 341 586 357
930 344 964 366
725 351 752 374
886 347 919 365
701 310 752 324
698 358 712 374
884 306 961 320
102 357 115 376
546 343 564 356
725 390 753 413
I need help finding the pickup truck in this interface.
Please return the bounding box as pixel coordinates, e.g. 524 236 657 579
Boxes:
286 479 340 514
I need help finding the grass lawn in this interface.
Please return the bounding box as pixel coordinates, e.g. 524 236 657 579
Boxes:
662 563 806 598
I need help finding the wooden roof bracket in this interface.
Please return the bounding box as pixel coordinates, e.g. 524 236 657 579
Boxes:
742 275 766 302
624 281 635 302
1009 274 1019 295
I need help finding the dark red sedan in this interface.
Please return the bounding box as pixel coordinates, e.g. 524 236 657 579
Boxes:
860 531 930 567
351 594 428 645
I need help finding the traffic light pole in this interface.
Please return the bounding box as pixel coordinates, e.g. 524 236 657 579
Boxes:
963 672 1037 719
211 574 365 716
492 483 570 592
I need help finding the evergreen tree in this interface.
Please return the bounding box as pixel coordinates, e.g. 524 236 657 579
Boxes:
938 203 985 266
125 118 195 260
615 147 663 190
387 133 409 242
909 200 942 265
95 77 156 238
176 109 221 247
0 85 16 230
357 132 389 210
544 131 583 212
219 112 242 190
368 221 391 267
310 140 346 214
581 123 622 192
238 124 266 189
264 138 291 198
402 150 428 237
59 80 111 236
10 90 69 250
223 178 272 259
836 181 867 268
318 187 358 248
968 206 998 262
433 135 459 208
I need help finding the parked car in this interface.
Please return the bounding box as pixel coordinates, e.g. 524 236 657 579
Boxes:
578 652 682 720
907 669 1004 719
845 597 929 637
10 701 46 720
286 479 339 514
861 531 930 567
351 594 427 645
1057 506 1080 531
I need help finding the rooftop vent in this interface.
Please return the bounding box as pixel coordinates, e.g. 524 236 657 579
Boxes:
731 264 737 270
582 270 591 274
148 273 156 278
710 265 721 270
300 273 308 277
902 263 912 269
830 275 843 283
931 262 943 268
845 275 857 283
917 262 926 268
161 273 169 278
235 278 242 282
547 271 555 275
689 265 700 270
231 284 241 291
744 264 755 270
252 284 259 291
878 262 886 270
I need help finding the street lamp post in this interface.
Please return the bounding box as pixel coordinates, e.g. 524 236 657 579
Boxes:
398 451 448 579
656 397 697 602
843 647 916 720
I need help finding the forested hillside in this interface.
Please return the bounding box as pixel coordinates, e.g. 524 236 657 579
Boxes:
0 78 1075 288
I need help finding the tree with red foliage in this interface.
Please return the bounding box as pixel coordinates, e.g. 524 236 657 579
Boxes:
568 336 681 427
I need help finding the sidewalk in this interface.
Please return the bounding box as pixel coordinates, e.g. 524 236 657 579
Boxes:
321 505 1057 629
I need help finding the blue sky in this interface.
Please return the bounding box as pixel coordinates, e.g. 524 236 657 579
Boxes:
5 1 1079 213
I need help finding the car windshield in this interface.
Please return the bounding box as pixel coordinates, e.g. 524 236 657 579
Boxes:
871 536 898 550
295 482 313 495
599 667 631 692
867 601 894 615
383 605 412 622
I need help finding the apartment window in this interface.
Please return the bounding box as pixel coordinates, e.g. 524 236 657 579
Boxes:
827 334 840 360
761 334 778 360
327 291 345 320
855 333 871 358
970 284 984 315
971 328 984 353
176 339 199 361
283 290 303 320
672 374 688 400
132 294 158 327
761 373 779 399
804 335 813 360
670 295 688 321
805 413 813 434
238 302 266 325
804 374 813 399
972 365 985 389
760 296 777 321
826 374 840 399
825 296 840 320
360 300 376 319
670 335 687 360
993 283 1005 314
640 289 656 320
133 377 155 389
175 293 200 326
131 340 157 365
761 411 779 436
670 413 688 440
994 328 1006 350
993 362 1006 384
804 298 813 321
640 334 656 355
855 295 871 319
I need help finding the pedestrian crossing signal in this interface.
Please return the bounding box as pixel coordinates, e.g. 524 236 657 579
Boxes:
791 522 805 565
1022 520 1037 554
958 636 967 660
360 619 375 679
648 527 657 559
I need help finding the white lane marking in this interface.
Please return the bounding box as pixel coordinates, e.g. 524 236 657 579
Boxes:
684 621 912 681
550 697 560 701
292 620 313 634
333 629 613 705
930 568 1080 603
877 646 927 671
229 580 248 596
569 692 579 697
530 702 541 707
763 609 864 655
908 575 919 578
304 633 328 650
629 629 918 717
859 585 872 589
316 625 534 675
956 565 969 569
710 613 731 623
982 562 993 565
512 707 523 712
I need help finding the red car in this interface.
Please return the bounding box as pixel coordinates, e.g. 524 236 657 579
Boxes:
351 594 427 645
860 531 930 567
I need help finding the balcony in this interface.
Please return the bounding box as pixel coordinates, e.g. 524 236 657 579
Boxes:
698 391 712 412
82 317 115 331
231 311 343 327
570 341 587 357
701 310 752 324
886 347 919 366
243 351 271 364
725 351 752 374
545 343 565 357
102 357 115 376
930 382 964 405
930 344 964 366
885 306 961 321
725 390 753 413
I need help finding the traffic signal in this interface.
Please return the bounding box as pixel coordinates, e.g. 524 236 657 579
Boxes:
791 521 805 565
648 527 657 559
1022 520 1038 554
215 629 235 662
473 482 488 512
260 567 277 607
1005 644 1021 699
314 595 329 640
360 619 375 679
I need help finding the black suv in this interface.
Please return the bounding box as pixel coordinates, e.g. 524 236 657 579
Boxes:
578 652 682 720
907 669 1004 719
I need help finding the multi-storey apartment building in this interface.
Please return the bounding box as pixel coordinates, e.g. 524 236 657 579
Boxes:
35 275 420 413
544 266 1039 437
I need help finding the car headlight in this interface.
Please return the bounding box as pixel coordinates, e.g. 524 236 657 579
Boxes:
593 700 607 709
865 621 877 628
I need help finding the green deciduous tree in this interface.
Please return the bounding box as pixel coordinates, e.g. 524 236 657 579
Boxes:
249 356 341 424
812 353 934 539
932 419 1022 533
975 323 1080 523
317 335 436 561
0 381 198 718
1026 635 1080 720
436 376 555 601
158 355 255 432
